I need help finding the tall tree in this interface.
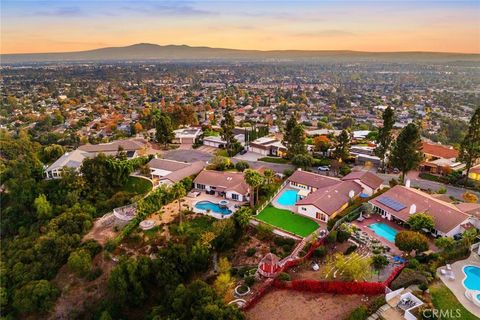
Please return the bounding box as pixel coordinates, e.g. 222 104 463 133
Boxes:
155 113 175 148
333 129 350 162
244 169 264 208
374 106 395 168
459 107 480 183
220 107 237 156
390 123 423 182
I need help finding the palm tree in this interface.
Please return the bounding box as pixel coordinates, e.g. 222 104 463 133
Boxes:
263 169 275 185
244 169 264 208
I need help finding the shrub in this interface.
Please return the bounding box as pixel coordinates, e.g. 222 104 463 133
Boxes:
326 230 338 244
244 276 255 286
277 272 291 281
347 306 368 320
337 229 351 243
437 187 447 194
246 247 256 257
390 268 428 290
419 283 428 292
372 255 388 270
235 161 250 172
344 244 358 255
312 246 327 259
257 223 274 241
395 231 429 254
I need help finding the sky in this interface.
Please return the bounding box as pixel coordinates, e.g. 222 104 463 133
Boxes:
1 0 479 54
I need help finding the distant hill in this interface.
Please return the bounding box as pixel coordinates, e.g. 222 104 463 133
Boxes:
2 43 479 63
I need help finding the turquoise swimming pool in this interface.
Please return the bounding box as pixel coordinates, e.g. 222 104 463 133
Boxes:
277 189 300 206
368 222 398 243
463 265 480 295
195 201 232 215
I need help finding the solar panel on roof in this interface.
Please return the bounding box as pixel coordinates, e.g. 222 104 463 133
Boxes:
377 196 406 211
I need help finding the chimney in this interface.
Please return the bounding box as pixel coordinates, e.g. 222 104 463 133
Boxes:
409 204 416 214
349 190 355 198
405 179 411 188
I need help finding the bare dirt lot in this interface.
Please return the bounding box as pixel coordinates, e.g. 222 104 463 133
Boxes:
246 289 376 320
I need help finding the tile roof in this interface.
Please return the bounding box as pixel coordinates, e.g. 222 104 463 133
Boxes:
288 170 341 190
342 171 383 190
194 170 249 195
421 142 458 159
296 181 362 215
369 185 469 234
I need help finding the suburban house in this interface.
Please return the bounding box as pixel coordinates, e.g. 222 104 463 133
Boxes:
341 171 384 196
147 158 205 186
419 141 464 175
285 169 383 223
247 136 287 157
369 184 478 237
468 164 480 181
45 139 147 179
172 127 202 144
203 133 245 148
193 170 250 202
349 144 381 167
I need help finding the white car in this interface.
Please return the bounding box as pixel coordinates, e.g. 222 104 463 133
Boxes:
311 262 320 271
317 166 330 171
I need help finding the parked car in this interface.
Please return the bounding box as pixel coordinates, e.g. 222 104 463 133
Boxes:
239 149 247 155
318 165 330 171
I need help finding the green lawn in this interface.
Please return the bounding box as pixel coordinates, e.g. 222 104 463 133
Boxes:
123 176 153 194
256 205 319 237
258 156 290 164
430 282 478 320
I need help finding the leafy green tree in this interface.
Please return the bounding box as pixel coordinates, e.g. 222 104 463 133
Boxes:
331 253 372 281
375 106 395 168
34 194 52 220
212 219 236 251
292 153 314 169
233 207 253 231
283 115 307 159
210 156 232 171
13 280 59 314
42 144 65 163
395 231 429 254
333 129 351 162
263 168 275 185
434 237 455 251
407 213 435 231
220 107 238 156
155 113 175 147
67 249 92 277
390 123 423 182
244 169 264 208
459 107 480 183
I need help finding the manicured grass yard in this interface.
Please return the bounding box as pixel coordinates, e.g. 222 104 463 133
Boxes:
123 176 153 194
256 205 319 237
430 282 478 320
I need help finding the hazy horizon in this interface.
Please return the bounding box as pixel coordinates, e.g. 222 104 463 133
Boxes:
2 0 479 55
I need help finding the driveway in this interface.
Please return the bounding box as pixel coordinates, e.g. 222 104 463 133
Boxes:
233 151 264 161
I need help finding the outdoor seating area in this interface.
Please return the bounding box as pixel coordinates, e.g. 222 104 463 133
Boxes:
113 203 137 222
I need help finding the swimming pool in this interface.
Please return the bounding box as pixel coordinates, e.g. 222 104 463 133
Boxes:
277 189 300 206
368 222 398 243
195 201 232 215
463 265 480 295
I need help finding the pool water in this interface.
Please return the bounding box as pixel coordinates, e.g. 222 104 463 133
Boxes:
277 189 300 206
463 265 480 294
195 201 232 215
368 222 398 243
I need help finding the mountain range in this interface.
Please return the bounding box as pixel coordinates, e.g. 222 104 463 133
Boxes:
2 43 479 64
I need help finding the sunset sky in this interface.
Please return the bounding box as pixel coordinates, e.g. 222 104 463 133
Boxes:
1 0 479 54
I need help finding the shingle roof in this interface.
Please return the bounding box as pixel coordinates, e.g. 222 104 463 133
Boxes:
194 170 249 195
296 181 362 215
45 149 92 171
342 171 383 190
288 170 341 190
78 139 146 153
148 158 190 172
162 161 206 183
369 185 469 234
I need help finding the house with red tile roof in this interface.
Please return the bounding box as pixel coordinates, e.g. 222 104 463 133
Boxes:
419 141 465 175
369 184 478 237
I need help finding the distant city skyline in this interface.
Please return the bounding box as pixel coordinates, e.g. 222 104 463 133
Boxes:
2 0 479 54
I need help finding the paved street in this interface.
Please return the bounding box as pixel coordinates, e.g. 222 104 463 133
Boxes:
163 149 294 174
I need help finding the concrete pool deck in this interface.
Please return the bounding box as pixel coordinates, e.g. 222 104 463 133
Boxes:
436 252 480 318
352 217 404 256
271 186 302 212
